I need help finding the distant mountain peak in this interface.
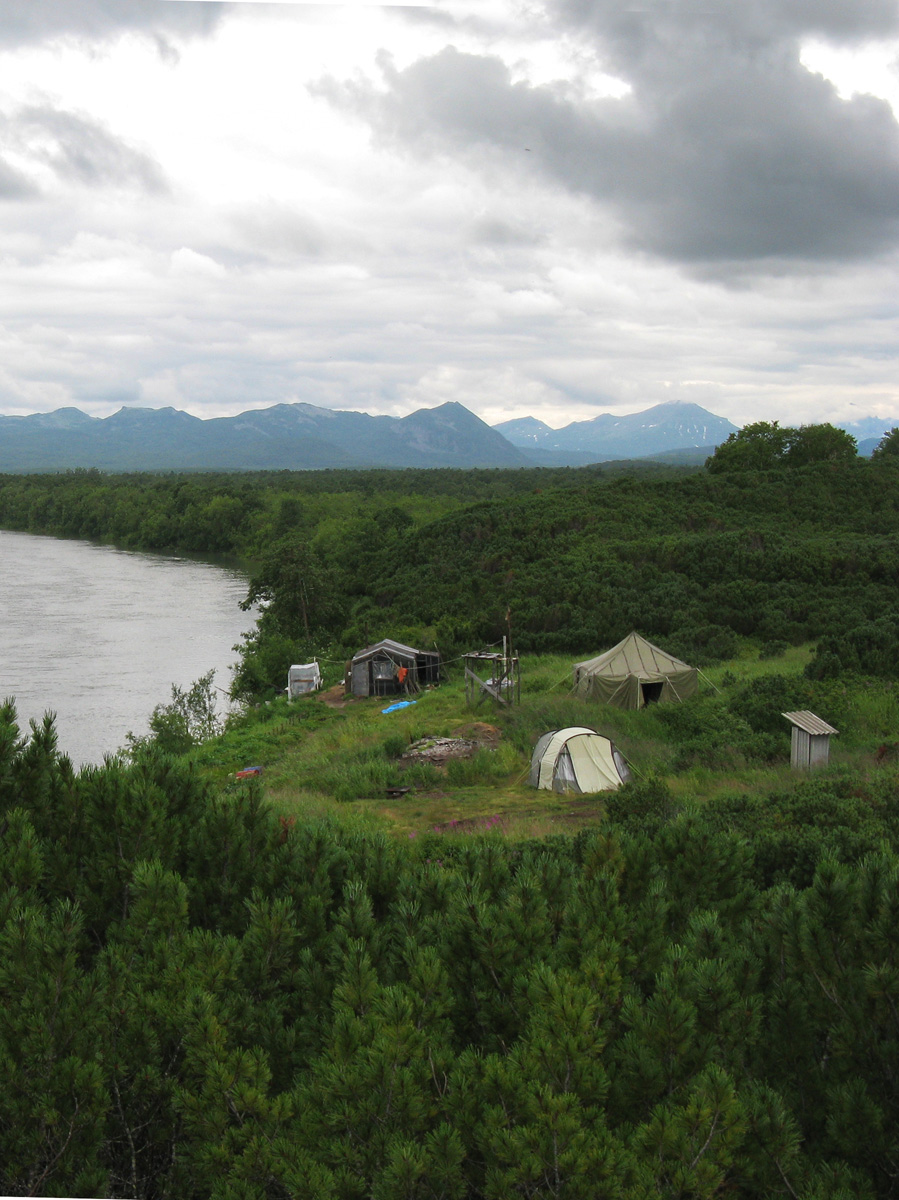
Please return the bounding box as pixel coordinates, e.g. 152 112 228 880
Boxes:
493 416 555 445
494 402 738 464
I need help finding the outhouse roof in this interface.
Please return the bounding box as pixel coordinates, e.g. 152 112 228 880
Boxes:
782 711 839 736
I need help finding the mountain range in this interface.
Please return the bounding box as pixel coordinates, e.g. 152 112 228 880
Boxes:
0 400 894 472
0 401 526 473
494 401 740 465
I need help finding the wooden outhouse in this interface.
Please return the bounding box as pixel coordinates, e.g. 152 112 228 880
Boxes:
782 710 838 771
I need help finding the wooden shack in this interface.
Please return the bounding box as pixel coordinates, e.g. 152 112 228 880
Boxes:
782 710 838 771
347 638 440 698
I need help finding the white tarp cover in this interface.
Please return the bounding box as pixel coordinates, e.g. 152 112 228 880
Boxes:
287 662 321 697
530 727 630 794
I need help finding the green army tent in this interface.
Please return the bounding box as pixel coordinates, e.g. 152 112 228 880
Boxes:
530 727 630 794
572 632 697 709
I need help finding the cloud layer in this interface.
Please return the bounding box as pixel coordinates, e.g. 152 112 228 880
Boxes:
328 3 899 269
0 0 896 430
0 1 221 48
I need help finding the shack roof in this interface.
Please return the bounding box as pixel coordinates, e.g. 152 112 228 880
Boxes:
352 638 438 662
782 711 839 736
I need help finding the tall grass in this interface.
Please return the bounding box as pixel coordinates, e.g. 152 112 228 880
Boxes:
188 641 897 839
838 685 899 745
445 743 523 787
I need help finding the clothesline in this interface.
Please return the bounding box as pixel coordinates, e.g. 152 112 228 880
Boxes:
311 642 510 670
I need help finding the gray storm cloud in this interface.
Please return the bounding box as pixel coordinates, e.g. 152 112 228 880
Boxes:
0 157 38 200
15 107 169 193
0 0 222 48
554 0 899 61
326 0 899 270
0 107 169 197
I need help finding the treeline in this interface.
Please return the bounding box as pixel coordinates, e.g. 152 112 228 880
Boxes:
3 451 899 698
4 703 899 1198
334 459 899 651
0 464 629 558
234 454 899 695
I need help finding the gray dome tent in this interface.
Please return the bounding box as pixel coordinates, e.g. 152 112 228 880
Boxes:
573 632 697 709
530 727 630 794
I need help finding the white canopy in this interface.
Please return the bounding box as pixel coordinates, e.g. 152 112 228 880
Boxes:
287 662 321 697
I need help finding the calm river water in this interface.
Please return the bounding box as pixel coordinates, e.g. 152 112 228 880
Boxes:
0 529 253 766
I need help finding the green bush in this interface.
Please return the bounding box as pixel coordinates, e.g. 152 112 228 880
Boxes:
400 761 443 791
604 773 678 829
445 747 512 788
128 670 222 759
332 757 395 802
668 623 741 665
655 696 757 768
807 614 899 680
382 734 409 760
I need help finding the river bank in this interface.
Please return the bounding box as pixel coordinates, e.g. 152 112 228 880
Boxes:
0 529 251 765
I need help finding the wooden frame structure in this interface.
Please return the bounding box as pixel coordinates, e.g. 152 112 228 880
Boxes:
464 645 520 708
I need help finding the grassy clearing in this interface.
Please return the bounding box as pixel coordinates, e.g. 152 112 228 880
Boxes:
192 644 891 839
702 642 815 684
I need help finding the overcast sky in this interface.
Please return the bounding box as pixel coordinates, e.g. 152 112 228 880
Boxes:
1 0 898 430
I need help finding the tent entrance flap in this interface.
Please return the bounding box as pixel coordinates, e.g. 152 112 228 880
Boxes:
641 682 663 705
553 747 577 792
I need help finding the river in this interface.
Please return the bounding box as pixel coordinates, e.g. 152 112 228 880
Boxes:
0 529 253 766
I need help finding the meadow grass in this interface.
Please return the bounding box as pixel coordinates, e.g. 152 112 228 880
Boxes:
192 643 887 839
701 642 814 685
836 684 899 745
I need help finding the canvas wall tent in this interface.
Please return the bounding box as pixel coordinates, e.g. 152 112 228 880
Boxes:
572 632 698 708
530 727 630 794
347 638 441 698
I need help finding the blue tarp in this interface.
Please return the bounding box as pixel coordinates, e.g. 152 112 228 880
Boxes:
381 700 417 714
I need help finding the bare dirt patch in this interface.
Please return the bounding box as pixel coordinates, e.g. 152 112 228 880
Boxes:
400 723 501 767
545 800 605 827
431 813 502 834
451 722 501 748
429 797 605 836
401 737 479 767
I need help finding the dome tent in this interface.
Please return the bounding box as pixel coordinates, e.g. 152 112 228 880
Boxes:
530 727 630 794
572 632 697 709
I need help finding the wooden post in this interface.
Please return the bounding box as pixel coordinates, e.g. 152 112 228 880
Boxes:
463 651 520 707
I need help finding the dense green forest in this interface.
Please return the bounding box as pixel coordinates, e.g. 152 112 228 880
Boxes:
4 426 899 1197
5 705 899 1199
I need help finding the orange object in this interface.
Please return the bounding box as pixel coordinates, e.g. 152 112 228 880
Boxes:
397 666 408 684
